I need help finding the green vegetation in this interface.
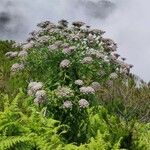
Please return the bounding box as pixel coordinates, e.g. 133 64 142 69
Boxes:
0 20 149 149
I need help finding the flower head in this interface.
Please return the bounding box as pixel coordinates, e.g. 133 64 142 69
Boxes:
28 82 43 96
89 29 105 35
110 72 118 79
56 86 74 98
18 50 28 58
12 42 22 48
58 19 69 27
37 36 49 43
75 80 84 86
91 82 101 91
63 101 73 109
82 57 93 64
86 48 96 56
62 46 76 55
11 63 24 72
37 20 51 28
62 48 72 55
72 21 85 28
96 52 105 59
22 42 34 50
35 90 46 98
86 49 104 59
80 86 95 94
48 44 59 53
60 59 71 68
79 99 89 108
28 82 38 89
5 51 18 58
31 82 43 92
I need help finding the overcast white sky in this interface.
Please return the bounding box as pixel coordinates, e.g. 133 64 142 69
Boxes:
0 0 150 82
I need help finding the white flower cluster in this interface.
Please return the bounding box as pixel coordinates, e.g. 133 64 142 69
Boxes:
110 72 118 79
80 86 95 94
86 49 105 59
114 59 133 72
62 47 71 55
18 50 28 58
86 48 96 56
91 82 101 91
48 41 64 53
109 54 118 61
56 86 74 98
87 34 95 42
72 21 85 28
82 57 93 64
46 23 56 31
37 20 51 28
22 42 34 51
5 51 18 58
89 29 105 35
79 99 89 108
103 56 110 63
11 63 24 73
28 82 43 96
62 46 76 55
34 90 47 105
96 52 105 59
48 44 59 53
62 99 90 109
6 50 28 60
35 90 46 98
63 101 73 109
87 32 101 44
58 19 69 27
37 36 49 43
27 82 46 105
75 79 84 86
30 29 45 38
60 59 71 68
12 42 22 48
62 99 89 109
120 68 128 74
51 28 62 34
102 38 117 52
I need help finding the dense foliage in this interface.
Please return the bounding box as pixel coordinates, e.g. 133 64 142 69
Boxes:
0 20 150 150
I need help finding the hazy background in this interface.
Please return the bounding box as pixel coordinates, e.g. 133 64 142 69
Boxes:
0 0 149 82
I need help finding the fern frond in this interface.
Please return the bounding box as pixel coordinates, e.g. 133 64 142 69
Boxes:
0 136 31 150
